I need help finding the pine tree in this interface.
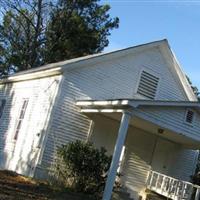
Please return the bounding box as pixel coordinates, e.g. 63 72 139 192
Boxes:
0 0 119 76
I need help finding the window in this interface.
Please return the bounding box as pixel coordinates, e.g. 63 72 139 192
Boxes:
137 70 159 99
14 99 29 140
185 109 195 125
0 99 6 119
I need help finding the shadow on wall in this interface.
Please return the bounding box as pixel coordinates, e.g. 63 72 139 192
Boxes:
13 128 47 177
88 114 154 199
38 75 92 177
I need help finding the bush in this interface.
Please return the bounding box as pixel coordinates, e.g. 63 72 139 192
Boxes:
53 140 112 196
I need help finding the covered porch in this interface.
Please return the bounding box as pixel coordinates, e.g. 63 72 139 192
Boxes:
76 99 200 200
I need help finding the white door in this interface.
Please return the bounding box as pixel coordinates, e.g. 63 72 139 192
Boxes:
9 97 45 177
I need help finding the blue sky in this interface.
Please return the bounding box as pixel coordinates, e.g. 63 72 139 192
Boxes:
103 0 200 89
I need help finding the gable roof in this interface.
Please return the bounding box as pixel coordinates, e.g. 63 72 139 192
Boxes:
0 39 197 101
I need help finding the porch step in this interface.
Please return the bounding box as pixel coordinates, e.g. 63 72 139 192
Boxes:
145 190 167 200
112 190 134 200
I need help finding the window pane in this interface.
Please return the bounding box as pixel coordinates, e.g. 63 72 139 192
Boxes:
22 100 28 109
19 110 25 119
14 129 19 140
14 99 29 140
16 120 22 131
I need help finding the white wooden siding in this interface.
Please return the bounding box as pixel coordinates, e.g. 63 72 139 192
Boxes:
135 107 200 142
40 75 92 169
89 115 153 200
0 75 61 176
169 148 198 181
65 47 188 101
39 46 197 174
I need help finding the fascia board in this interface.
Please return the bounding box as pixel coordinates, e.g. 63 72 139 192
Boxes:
159 41 197 101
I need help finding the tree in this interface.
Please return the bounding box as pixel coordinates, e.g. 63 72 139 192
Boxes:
44 0 119 63
0 10 35 75
0 0 49 75
0 0 119 76
186 76 200 101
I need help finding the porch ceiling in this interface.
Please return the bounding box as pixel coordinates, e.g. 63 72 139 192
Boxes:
105 112 200 148
76 99 200 149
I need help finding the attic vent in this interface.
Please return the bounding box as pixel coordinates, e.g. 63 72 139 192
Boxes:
137 71 159 99
185 109 194 124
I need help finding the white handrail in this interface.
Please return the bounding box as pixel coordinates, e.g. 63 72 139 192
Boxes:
146 170 200 200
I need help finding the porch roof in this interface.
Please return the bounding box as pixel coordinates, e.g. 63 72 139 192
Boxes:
76 99 200 111
76 99 200 149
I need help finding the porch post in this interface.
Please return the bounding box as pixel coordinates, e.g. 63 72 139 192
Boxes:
195 187 200 200
102 111 131 200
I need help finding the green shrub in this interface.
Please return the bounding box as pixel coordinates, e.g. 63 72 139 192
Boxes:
53 140 112 196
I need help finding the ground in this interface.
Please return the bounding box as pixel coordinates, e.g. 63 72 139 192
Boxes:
0 170 94 200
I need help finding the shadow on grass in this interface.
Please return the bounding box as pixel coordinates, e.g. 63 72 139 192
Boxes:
0 170 96 200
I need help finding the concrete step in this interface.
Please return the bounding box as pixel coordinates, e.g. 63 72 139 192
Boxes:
112 190 134 200
146 191 167 200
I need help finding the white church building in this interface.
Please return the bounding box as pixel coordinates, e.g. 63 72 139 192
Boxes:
0 39 200 200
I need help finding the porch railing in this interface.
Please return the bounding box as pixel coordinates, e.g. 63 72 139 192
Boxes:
146 170 200 200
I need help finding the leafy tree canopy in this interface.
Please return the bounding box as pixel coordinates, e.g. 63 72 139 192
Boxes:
45 0 119 63
0 0 119 76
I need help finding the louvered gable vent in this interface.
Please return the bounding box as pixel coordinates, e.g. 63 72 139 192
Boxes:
137 71 159 99
185 110 194 124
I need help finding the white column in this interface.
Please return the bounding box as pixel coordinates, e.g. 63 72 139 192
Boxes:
195 187 200 200
102 111 131 200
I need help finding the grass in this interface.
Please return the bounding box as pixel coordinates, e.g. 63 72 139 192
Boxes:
0 170 95 200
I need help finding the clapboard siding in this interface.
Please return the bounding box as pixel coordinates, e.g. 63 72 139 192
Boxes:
169 148 198 181
40 75 91 168
135 107 200 141
0 75 61 176
65 47 187 101
40 46 196 170
89 115 153 200
122 127 156 200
